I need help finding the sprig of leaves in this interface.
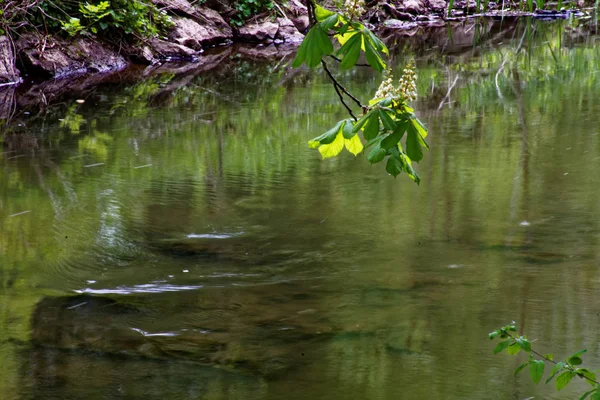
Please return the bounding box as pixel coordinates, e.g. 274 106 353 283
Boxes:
308 96 428 183
293 4 388 72
490 323 600 399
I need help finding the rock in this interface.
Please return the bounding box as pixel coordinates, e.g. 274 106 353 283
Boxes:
196 7 234 41
398 0 426 14
169 17 206 50
0 36 20 84
151 0 199 17
380 2 415 20
152 0 234 43
16 34 126 79
427 0 447 12
275 18 305 43
0 86 16 120
126 45 157 64
383 19 418 29
169 16 232 50
147 37 198 59
238 21 280 42
284 0 310 32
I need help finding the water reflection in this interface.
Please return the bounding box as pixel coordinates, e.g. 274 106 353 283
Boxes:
2 17 600 400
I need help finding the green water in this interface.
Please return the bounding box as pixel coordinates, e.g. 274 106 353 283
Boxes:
2 18 600 399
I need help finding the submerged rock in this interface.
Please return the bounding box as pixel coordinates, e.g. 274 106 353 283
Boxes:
30 288 334 376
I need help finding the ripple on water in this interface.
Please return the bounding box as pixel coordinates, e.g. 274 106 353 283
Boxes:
75 283 204 294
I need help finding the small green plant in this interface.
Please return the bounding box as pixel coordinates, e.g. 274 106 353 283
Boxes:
490 323 600 399
231 0 275 26
57 0 173 38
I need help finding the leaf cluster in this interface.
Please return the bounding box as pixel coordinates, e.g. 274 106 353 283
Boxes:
490 323 600 399
230 0 274 26
292 4 388 72
308 96 428 183
3 0 173 39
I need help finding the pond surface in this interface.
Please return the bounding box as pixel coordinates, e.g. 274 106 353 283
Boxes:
2 18 600 400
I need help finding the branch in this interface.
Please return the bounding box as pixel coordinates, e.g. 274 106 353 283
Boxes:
328 55 370 67
322 60 357 121
321 59 363 108
505 331 600 386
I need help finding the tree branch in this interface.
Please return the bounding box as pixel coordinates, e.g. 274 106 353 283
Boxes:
329 55 370 67
321 59 359 121
321 59 364 108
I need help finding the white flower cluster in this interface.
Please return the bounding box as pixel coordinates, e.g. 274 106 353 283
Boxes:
373 69 396 99
397 60 417 102
344 0 366 20
372 61 418 102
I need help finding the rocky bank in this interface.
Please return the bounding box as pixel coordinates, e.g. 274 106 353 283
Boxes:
0 0 310 85
0 0 590 87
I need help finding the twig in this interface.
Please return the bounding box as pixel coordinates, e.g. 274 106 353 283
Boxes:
272 1 290 20
329 55 370 67
321 59 358 121
321 59 363 109
437 75 459 110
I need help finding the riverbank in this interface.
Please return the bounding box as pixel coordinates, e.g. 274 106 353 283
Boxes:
1 0 595 89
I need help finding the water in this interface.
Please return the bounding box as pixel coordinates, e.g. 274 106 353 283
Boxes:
2 18 600 399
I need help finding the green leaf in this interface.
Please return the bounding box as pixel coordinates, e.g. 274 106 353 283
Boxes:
315 4 335 21
381 124 406 150
352 109 375 133
386 153 403 177
493 340 511 354
378 110 396 131
545 354 554 361
341 119 355 139
398 150 420 184
415 118 429 139
570 350 588 359
364 135 384 150
292 25 333 68
367 146 386 164
546 362 567 384
363 27 388 55
363 112 380 140
514 361 530 376
529 360 545 384
515 337 531 353
292 31 309 68
507 342 521 355
570 357 584 366
308 120 344 148
337 32 362 70
362 27 387 72
320 13 339 30
556 371 576 391
406 124 424 162
580 387 599 400
363 36 386 73
576 368 597 386
591 392 600 400
344 134 363 156
318 131 345 159
489 331 500 340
